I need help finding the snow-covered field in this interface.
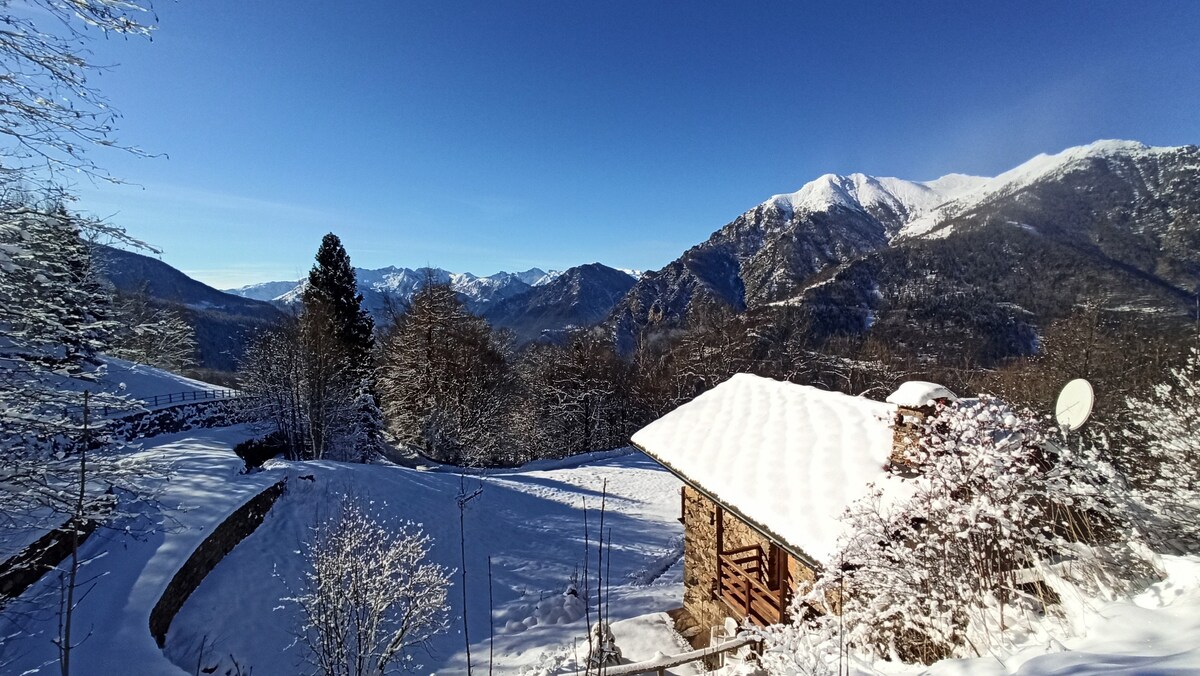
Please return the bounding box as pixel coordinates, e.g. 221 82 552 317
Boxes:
165 447 686 675
0 426 688 675
62 355 232 406
0 357 232 564
922 554 1200 676
0 425 276 674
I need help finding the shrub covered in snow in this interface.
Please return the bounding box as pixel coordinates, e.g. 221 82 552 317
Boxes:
1126 346 1200 550
758 395 1154 672
285 498 451 676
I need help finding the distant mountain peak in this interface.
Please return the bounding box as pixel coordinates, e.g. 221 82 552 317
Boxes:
485 262 638 342
900 139 1185 239
608 138 1199 352
224 263 588 318
766 171 989 228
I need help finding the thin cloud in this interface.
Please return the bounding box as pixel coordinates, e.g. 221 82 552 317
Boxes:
81 181 342 223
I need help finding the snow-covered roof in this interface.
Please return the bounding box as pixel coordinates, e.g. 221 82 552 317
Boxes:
630 373 899 564
886 381 957 408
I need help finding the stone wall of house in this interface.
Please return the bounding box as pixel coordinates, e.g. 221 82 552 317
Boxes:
680 485 817 647
149 477 287 647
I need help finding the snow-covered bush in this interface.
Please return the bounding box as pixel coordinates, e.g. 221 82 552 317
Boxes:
759 396 1152 672
286 498 451 676
1125 346 1200 549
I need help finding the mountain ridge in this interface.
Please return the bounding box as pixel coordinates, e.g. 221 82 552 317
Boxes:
92 245 287 371
608 139 1200 355
484 263 638 343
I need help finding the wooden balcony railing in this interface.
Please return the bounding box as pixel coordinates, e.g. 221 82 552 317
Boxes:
715 544 789 626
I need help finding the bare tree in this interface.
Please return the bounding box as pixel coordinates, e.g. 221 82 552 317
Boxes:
1125 345 1200 548
287 497 451 676
378 280 513 464
109 284 197 372
0 6 167 672
510 328 640 461
238 320 363 462
0 0 158 186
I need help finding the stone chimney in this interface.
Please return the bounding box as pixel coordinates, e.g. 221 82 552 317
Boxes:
885 381 957 470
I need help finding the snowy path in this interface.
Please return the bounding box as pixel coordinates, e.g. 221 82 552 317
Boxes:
0 425 274 675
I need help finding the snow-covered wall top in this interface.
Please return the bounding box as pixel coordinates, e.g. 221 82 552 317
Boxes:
631 373 898 564
885 381 958 408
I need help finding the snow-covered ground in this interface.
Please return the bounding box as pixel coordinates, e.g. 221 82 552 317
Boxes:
3 416 1200 675
0 426 687 675
920 554 1200 676
70 355 232 404
0 425 275 675
0 356 232 563
164 448 685 675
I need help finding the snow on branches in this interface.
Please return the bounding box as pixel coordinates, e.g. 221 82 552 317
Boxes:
284 498 451 676
0 200 142 457
0 0 157 185
1125 346 1200 549
758 395 1153 672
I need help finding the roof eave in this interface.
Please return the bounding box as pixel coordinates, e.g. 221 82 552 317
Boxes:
630 440 823 573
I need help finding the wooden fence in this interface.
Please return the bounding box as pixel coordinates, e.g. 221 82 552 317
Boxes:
599 634 759 675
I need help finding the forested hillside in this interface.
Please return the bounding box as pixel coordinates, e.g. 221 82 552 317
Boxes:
95 245 286 372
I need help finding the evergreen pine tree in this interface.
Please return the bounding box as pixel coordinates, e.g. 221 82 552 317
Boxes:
302 233 375 370
297 233 378 460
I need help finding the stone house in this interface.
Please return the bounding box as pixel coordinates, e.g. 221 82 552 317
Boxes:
630 373 955 646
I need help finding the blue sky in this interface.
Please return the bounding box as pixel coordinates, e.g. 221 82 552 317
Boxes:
72 0 1200 288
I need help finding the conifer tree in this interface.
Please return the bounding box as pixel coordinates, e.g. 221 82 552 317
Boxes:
294 233 380 460
302 233 375 371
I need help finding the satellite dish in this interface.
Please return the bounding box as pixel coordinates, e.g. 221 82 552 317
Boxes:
1055 378 1094 431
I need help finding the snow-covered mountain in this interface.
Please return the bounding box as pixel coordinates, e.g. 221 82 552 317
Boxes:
226 266 564 316
222 280 299 302
484 263 639 342
611 140 1200 354
899 140 1185 239
226 265 647 338
766 172 987 230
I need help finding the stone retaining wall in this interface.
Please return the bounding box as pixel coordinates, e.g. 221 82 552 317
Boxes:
149 477 287 647
0 518 99 605
109 399 257 443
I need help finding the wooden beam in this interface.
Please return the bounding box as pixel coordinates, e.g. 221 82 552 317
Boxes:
715 501 724 603
774 545 788 624
600 635 758 675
